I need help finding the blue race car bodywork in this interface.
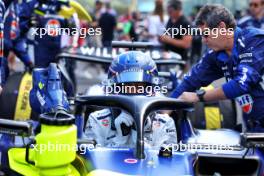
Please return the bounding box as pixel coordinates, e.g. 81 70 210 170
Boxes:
75 95 264 176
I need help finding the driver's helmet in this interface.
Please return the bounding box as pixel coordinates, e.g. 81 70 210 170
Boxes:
107 51 159 95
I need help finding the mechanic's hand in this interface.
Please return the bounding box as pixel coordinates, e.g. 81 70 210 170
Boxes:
178 92 199 103
114 111 134 136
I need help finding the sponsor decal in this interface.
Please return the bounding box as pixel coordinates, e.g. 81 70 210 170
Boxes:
124 158 138 164
239 67 248 85
45 19 60 37
101 119 109 127
37 90 45 106
236 94 253 114
14 73 33 120
239 53 252 59
79 46 181 60
38 82 44 89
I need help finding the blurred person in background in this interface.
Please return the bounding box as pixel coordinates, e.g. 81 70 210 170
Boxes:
101 0 117 17
234 10 243 21
87 0 104 47
189 5 202 65
3 0 33 78
159 0 192 64
146 0 167 44
130 12 140 41
238 0 264 29
117 10 138 41
99 2 117 47
94 0 103 22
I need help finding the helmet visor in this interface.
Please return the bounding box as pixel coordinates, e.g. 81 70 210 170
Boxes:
111 71 157 85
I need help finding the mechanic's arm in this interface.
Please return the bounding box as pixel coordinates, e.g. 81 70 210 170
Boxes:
178 64 260 103
221 39 264 100
178 87 227 103
12 38 33 69
159 35 192 49
171 51 224 98
18 1 35 37
179 45 264 103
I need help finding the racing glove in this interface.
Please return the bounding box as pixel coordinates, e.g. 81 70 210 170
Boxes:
150 114 177 147
114 111 134 145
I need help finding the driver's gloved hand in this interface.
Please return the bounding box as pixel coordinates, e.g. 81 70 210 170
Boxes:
114 111 134 137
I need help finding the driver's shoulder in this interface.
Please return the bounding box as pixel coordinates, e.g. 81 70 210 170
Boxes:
89 108 112 120
154 113 173 123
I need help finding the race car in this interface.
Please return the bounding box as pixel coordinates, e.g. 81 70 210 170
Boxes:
0 94 263 175
0 41 253 175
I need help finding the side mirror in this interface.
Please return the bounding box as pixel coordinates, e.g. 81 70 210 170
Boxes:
240 133 264 148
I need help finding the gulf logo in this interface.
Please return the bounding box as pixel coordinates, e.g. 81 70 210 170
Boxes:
46 19 60 37
102 119 109 127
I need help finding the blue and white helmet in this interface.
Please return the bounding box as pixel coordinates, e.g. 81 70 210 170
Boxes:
108 51 159 85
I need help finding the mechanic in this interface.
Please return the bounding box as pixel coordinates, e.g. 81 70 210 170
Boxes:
84 51 177 147
238 0 264 29
171 4 264 132
0 1 5 94
18 0 79 68
4 0 34 76
0 0 16 94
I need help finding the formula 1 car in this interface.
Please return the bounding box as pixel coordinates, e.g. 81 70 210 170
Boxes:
0 95 263 176
0 41 249 175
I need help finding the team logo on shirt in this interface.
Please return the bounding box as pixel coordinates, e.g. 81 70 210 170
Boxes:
10 21 18 39
101 119 109 127
46 19 60 37
236 94 253 114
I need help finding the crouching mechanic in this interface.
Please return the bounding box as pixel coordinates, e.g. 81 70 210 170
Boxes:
84 51 177 147
171 4 264 132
